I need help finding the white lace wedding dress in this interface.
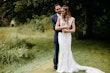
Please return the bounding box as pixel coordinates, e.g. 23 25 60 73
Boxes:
57 17 105 73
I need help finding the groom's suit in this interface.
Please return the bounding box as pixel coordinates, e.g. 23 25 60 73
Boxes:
50 14 61 69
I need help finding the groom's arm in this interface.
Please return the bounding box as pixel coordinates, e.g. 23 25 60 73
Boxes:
50 16 56 30
50 16 62 32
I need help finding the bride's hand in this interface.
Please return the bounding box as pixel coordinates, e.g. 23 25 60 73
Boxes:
62 29 69 33
62 25 69 29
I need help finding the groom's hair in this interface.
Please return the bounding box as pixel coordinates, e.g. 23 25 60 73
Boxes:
54 3 61 9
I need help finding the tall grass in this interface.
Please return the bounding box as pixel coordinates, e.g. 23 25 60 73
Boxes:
0 16 110 73
0 27 110 73
0 20 53 73
0 37 34 64
24 15 52 32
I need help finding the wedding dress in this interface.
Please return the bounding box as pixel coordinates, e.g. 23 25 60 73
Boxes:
57 17 105 73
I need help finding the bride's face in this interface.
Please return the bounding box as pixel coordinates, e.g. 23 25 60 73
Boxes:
61 8 66 16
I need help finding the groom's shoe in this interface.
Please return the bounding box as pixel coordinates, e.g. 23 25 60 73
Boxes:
54 66 57 70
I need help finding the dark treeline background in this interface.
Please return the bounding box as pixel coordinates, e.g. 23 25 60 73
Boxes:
0 0 110 40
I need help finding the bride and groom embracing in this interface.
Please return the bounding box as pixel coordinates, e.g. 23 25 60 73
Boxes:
50 4 105 73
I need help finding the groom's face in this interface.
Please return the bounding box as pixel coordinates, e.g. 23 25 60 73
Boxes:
55 5 61 14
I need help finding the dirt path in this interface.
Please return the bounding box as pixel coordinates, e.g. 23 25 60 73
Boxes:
28 59 56 73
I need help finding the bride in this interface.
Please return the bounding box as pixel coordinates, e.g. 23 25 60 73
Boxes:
55 5 105 73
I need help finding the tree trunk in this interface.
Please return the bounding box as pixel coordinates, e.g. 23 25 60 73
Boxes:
84 1 93 38
86 9 93 38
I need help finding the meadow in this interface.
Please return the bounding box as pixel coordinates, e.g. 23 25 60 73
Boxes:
0 18 110 73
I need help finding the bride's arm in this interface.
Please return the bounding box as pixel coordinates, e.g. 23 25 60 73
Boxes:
70 19 76 32
64 19 76 33
55 18 69 30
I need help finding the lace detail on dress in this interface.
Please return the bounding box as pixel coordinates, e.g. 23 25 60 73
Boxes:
57 17 105 73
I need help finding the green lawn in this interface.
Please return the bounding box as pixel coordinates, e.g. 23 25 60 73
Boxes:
0 27 109 73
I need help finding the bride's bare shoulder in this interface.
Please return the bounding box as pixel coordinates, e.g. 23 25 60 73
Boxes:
70 17 75 21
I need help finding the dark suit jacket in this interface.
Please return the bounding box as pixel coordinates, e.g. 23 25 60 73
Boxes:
50 14 58 30
50 14 61 42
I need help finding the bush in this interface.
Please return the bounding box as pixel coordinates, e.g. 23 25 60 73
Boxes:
0 38 34 65
24 15 51 32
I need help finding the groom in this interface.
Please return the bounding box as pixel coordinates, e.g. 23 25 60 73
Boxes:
50 4 61 70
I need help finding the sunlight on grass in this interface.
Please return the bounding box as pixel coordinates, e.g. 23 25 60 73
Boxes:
0 27 109 73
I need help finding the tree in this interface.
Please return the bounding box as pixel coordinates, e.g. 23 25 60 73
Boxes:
0 0 110 40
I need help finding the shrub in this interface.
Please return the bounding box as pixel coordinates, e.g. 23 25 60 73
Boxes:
24 15 51 32
0 38 34 65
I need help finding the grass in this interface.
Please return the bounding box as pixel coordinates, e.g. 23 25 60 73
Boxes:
0 27 110 73
72 39 110 72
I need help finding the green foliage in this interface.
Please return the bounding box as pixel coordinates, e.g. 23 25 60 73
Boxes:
24 15 51 32
0 27 53 73
0 0 110 39
0 38 34 65
0 27 109 73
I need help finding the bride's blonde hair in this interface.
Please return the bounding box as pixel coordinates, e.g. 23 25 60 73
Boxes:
62 5 71 17
62 5 71 22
